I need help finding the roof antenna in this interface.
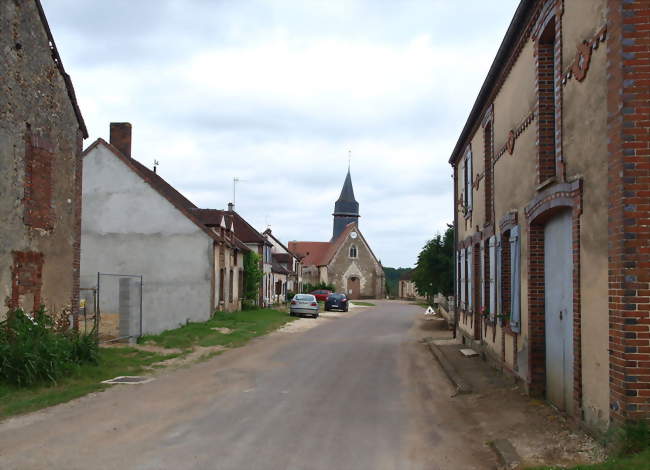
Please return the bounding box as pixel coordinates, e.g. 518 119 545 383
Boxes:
153 159 159 174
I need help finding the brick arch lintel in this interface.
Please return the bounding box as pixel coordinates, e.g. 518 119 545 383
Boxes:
524 178 583 415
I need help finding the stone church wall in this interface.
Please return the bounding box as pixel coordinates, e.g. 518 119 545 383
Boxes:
328 230 383 298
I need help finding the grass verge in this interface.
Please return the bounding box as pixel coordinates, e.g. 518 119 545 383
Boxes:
139 308 295 350
527 448 650 470
0 347 175 420
352 301 376 307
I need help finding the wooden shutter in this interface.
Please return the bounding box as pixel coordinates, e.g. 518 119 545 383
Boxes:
466 150 473 212
467 245 473 311
510 226 521 333
496 234 502 324
476 242 480 310
459 249 466 309
489 236 496 321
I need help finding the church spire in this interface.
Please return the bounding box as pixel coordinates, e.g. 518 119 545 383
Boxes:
332 168 360 240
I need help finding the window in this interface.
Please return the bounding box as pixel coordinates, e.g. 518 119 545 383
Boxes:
467 246 473 311
509 226 521 332
462 148 473 216
229 269 233 303
488 236 496 321
349 245 358 258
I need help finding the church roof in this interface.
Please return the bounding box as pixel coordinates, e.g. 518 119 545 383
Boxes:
333 170 359 217
287 241 331 266
289 222 381 269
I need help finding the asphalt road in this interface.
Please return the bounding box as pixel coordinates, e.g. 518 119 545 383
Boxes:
0 301 494 470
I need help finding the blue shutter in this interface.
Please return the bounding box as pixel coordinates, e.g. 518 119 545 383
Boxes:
510 226 521 333
460 249 466 309
467 245 473 312
496 234 502 325
489 236 496 322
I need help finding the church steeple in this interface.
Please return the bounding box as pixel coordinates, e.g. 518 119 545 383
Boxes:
332 169 360 240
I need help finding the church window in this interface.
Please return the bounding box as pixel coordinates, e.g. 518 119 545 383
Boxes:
349 245 358 258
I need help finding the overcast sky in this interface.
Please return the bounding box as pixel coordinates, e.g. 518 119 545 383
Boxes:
43 0 518 268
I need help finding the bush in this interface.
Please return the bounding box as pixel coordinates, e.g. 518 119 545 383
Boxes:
0 308 98 387
303 282 335 293
609 420 650 457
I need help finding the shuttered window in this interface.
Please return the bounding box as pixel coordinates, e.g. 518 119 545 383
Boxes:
510 226 521 333
459 249 466 309
496 234 502 324
489 236 496 321
467 245 473 311
464 149 473 214
476 242 480 310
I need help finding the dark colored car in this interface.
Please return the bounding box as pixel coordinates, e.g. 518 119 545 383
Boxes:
325 293 348 312
309 289 332 302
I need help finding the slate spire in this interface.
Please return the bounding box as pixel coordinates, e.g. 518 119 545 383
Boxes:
332 169 360 240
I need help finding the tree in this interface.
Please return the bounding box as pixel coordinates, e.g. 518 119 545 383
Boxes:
412 225 454 302
243 251 263 306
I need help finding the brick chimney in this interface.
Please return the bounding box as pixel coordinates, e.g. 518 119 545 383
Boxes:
109 122 132 158
228 202 234 212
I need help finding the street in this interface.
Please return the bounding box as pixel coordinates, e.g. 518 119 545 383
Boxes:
0 301 495 470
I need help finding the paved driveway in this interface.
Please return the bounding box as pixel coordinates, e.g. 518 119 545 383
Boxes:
0 301 494 470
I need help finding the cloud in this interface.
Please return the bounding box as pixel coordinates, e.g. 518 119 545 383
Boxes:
43 0 519 267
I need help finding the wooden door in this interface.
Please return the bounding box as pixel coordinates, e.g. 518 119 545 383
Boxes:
544 210 574 413
347 277 360 300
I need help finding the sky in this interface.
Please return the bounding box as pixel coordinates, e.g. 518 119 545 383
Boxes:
43 0 519 268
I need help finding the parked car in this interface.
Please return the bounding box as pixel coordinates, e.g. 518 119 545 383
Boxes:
325 293 348 312
309 289 332 302
290 294 319 318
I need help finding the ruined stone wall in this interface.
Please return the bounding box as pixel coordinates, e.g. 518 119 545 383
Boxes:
0 1 84 318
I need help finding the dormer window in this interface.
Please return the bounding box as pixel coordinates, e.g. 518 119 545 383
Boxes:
349 245 358 258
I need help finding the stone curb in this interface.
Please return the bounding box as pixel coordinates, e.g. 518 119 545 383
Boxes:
425 340 472 395
489 439 522 470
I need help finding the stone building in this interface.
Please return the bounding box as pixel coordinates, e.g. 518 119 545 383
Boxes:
81 124 248 336
289 170 384 299
450 0 650 429
0 1 87 319
398 271 423 300
263 228 304 296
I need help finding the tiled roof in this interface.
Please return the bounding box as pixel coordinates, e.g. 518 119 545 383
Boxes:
231 212 270 245
271 258 290 275
190 209 250 252
287 241 331 266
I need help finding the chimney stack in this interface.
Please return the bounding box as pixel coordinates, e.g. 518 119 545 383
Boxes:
228 202 234 212
109 122 132 158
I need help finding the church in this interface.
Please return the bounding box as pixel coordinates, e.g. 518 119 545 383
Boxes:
289 170 385 299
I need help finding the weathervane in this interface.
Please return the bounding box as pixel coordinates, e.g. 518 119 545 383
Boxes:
153 159 159 173
348 150 351 170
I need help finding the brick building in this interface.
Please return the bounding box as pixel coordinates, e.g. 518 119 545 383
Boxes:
0 1 87 318
450 0 650 429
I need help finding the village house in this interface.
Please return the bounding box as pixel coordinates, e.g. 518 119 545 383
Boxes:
80 124 248 336
225 208 274 307
450 0 650 429
0 0 87 319
289 170 385 299
263 228 304 297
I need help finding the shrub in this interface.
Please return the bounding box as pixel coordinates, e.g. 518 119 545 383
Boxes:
609 420 650 457
303 282 335 293
0 308 98 387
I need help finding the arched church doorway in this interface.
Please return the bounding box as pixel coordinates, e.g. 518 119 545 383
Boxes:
347 276 360 300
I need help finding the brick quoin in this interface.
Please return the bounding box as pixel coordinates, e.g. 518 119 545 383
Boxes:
607 0 650 422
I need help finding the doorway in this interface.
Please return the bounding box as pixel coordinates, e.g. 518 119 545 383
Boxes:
544 209 574 413
347 277 360 300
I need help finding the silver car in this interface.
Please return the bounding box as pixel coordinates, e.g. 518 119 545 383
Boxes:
290 294 319 318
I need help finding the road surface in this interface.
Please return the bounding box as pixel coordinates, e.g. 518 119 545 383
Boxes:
0 301 495 469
